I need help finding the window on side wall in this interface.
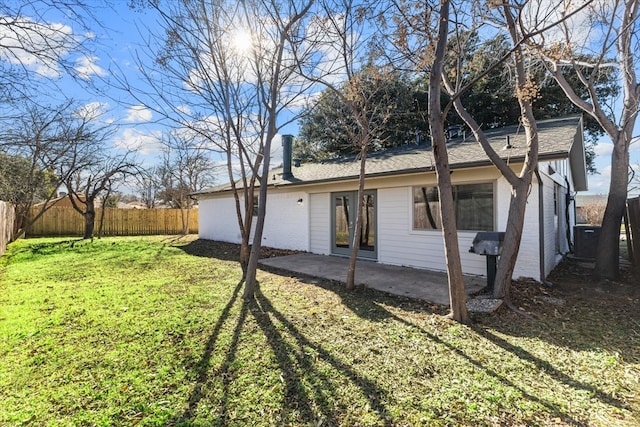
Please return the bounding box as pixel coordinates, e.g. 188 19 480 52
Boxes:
413 183 494 231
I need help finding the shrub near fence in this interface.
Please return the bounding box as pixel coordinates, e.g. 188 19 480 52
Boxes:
1 201 15 257
27 207 198 237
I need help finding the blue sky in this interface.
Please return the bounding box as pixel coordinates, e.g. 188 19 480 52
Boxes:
3 1 639 195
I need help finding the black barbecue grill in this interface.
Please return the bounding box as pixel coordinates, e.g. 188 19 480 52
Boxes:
469 232 505 292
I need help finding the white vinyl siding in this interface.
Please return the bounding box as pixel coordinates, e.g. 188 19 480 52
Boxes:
198 161 577 281
309 192 330 254
494 177 541 280
377 187 487 276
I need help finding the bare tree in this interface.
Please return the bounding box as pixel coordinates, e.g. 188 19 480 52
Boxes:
296 0 393 290
116 0 267 273
445 1 546 300
0 1 104 104
157 130 216 234
388 1 591 307
118 0 316 298
532 0 640 280
241 0 316 298
65 152 139 239
581 200 608 225
0 101 112 238
136 169 161 208
387 0 470 321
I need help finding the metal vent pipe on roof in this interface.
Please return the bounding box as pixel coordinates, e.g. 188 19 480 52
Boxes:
282 134 294 179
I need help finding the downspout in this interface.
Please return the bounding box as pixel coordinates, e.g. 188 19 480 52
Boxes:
535 168 554 287
564 176 574 253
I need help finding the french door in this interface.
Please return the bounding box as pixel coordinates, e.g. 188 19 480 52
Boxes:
332 190 376 259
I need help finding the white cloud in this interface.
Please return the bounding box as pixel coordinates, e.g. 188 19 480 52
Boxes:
0 15 75 78
176 105 192 115
523 0 615 57
594 142 613 157
586 164 611 194
113 128 163 154
75 55 106 80
75 101 110 121
124 105 153 123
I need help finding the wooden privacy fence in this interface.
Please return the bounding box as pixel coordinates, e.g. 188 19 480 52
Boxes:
27 207 198 237
626 196 640 266
1 201 15 257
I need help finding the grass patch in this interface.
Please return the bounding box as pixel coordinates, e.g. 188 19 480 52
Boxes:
1 236 638 426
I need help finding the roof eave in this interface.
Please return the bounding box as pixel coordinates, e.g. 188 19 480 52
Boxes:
568 117 588 191
193 153 573 197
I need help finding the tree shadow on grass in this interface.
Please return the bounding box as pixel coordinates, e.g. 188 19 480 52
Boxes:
175 239 243 263
473 325 630 411
249 287 393 426
373 308 591 425
259 263 447 322
168 280 392 426
482 279 640 362
260 266 627 424
175 239 302 264
170 279 244 425
20 238 85 254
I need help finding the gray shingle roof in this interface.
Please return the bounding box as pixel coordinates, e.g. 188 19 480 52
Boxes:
195 115 584 195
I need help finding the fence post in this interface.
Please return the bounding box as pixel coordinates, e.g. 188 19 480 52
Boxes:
1 201 16 257
627 197 640 266
25 206 199 237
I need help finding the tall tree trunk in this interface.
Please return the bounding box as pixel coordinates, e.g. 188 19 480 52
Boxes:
346 144 367 291
84 200 96 239
429 0 469 323
595 134 629 280
244 168 268 299
239 240 250 277
244 133 274 298
489 3 540 299
492 179 531 298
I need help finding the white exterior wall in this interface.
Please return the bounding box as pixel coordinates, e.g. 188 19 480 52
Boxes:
539 159 573 277
197 189 309 251
494 177 542 280
198 160 580 281
376 186 487 276
309 193 331 254
198 195 245 243
376 178 543 280
541 176 558 277
260 190 309 251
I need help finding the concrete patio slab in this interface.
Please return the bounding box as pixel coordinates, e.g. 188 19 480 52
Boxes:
259 253 485 306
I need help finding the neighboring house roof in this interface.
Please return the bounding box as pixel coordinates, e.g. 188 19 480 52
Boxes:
195 115 586 196
32 194 86 209
33 196 148 210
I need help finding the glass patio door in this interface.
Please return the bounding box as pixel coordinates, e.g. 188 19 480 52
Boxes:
332 191 376 259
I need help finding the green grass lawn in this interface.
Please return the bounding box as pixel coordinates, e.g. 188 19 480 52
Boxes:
1 236 638 426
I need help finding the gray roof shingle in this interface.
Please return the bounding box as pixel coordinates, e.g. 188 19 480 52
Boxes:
195 115 583 195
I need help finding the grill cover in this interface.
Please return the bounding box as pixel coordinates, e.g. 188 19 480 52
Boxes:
469 232 505 256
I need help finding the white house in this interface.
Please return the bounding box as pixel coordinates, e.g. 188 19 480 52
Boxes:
194 115 587 281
